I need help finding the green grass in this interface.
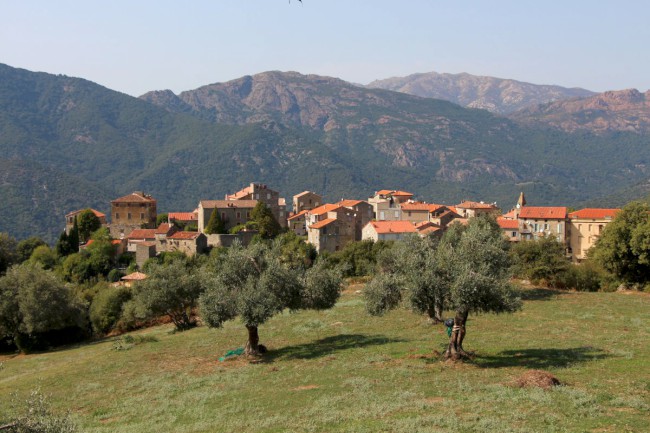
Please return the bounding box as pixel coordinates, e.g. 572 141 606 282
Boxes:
1 286 649 432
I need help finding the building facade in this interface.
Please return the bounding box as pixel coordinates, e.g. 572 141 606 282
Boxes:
110 192 157 239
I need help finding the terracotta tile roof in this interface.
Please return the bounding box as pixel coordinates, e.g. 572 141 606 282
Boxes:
456 200 498 209
310 218 337 229
122 272 148 281
400 202 445 212
309 203 342 216
501 209 517 219
497 218 520 230
518 207 567 219
569 208 620 219
111 192 156 203
376 189 414 197
226 185 253 200
338 199 367 208
367 221 417 234
169 231 201 240
418 226 441 235
127 229 156 240
65 208 106 218
155 223 175 235
168 212 198 221
200 200 258 209
288 209 309 221
447 206 459 214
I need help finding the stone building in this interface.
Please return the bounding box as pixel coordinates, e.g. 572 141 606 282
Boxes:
368 190 413 221
65 208 107 235
109 192 157 239
568 208 619 262
226 183 287 228
197 200 258 234
292 191 323 214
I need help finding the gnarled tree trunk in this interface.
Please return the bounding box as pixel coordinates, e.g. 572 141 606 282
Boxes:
244 325 260 356
427 304 443 323
445 307 470 360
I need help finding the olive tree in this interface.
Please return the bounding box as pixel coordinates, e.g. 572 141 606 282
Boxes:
365 217 521 360
129 258 202 331
200 242 341 355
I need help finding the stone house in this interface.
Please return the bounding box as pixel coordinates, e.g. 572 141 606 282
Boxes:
166 231 208 256
65 208 107 235
362 220 418 242
109 192 157 239
287 209 309 236
197 200 258 233
517 207 568 243
126 228 156 253
292 191 323 213
306 204 356 253
226 183 287 228
497 217 521 242
454 200 500 219
368 190 413 221
568 208 619 262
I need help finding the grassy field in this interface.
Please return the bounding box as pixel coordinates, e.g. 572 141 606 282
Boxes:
1 284 649 433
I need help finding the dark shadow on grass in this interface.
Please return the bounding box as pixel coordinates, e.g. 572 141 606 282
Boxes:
476 346 611 369
263 334 406 362
518 287 567 301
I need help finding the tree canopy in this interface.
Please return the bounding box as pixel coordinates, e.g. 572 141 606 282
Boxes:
591 201 650 286
200 242 341 355
364 216 521 359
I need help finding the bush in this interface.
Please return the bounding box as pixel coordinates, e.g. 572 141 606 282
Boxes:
89 285 132 335
4 389 76 433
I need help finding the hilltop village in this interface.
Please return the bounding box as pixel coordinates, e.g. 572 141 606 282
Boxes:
65 182 619 269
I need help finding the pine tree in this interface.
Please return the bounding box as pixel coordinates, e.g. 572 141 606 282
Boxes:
205 209 226 234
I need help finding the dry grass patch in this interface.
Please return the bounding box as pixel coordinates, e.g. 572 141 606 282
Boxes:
513 369 562 389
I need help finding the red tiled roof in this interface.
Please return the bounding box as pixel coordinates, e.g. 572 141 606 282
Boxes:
309 203 342 216
168 212 198 221
310 218 336 229
169 231 201 240
127 229 156 240
418 226 441 234
122 272 148 281
518 207 567 220
295 190 319 198
155 223 173 234
200 200 258 209
376 189 414 197
367 221 417 234
497 218 520 230
400 202 445 212
456 200 498 209
65 208 106 218
338 199 367 208
226 185 253 200
569 208 620 219
111 192 156 203
501 209 517 219
287 209 309 221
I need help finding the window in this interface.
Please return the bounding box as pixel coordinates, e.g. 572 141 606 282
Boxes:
236 212 241 219
140 213 145 220
379 211 385 220
394 210 399 218
512 231 517 237
115 213 120 220
267 193 271 199
558 223 562 234
127 213 132 220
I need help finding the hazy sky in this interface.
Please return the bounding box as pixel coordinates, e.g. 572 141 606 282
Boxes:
1 1 648 97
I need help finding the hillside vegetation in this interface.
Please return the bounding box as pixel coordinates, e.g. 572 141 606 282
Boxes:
2 63 650 241
0 286 648 432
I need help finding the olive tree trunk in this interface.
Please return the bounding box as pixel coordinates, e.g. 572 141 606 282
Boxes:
445 307 470 360
244 325 260 356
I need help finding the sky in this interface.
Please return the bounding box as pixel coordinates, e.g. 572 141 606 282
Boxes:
1 1 649 97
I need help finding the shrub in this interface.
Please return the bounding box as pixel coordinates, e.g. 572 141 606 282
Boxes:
89 285 132 335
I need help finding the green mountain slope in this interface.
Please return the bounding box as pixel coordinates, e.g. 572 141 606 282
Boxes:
2 64 650 241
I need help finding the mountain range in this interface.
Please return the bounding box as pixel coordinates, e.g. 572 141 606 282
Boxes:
1 63 649 243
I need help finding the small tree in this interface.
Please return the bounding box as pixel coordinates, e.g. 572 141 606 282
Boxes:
204 209 226 235
365 217 521 360
68 219 80 253
76 210 102 244
16 237 47 263
200 242 341 355
0 264 86 352
250 202 282 239
130 259 203 330
511 235 570 287
591 201 650 287
28 245 58 270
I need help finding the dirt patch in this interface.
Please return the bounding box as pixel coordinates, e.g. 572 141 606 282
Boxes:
292 384 319 391
513 370 562 389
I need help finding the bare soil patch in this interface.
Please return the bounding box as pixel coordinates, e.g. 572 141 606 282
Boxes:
513 369 562 389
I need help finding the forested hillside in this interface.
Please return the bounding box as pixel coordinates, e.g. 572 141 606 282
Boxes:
1 64 650 241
